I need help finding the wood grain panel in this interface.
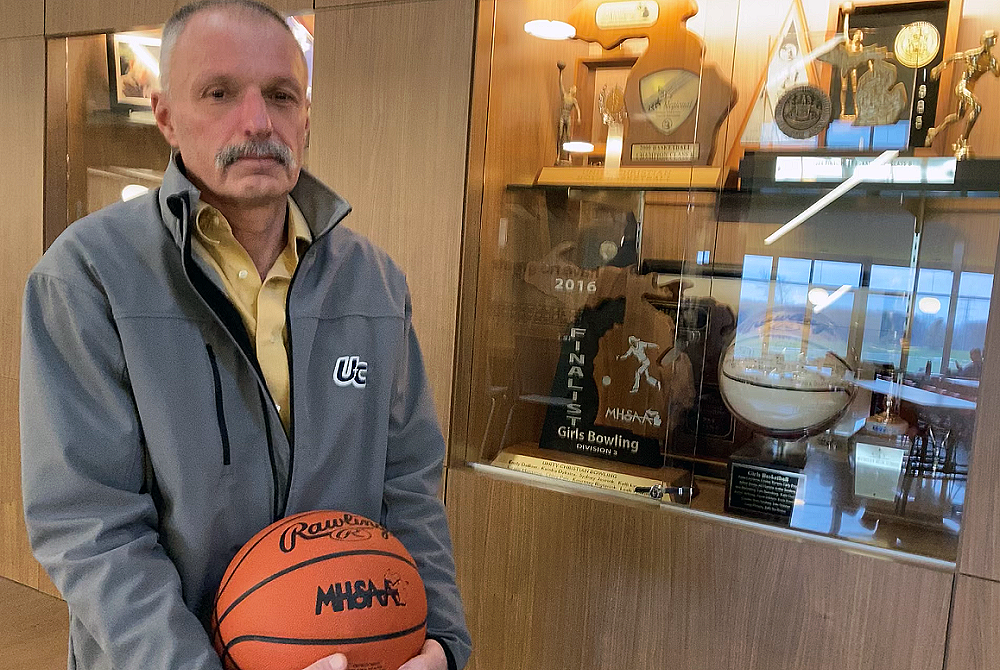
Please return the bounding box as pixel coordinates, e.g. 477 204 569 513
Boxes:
946 574 1000 670
0 577 68 667
0 0 43 39
315 0 399 7
449 467 954 670
950 4 1000 576
44 0 312 36
309 0 475 437
0 37 45 589
958 230 1000 581
449 0 493 467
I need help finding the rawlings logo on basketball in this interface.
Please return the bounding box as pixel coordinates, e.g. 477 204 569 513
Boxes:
334 355 368 388
279 513 389 553
315 576 407 614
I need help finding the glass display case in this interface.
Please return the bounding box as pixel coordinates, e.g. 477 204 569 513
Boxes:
462 0 1000 564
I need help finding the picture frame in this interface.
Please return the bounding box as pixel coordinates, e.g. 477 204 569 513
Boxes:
106 31 162 113
570 55 638 163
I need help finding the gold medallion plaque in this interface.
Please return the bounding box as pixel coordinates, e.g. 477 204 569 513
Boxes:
894 21 941 69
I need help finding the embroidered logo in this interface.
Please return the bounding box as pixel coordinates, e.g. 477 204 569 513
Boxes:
334 356 368 388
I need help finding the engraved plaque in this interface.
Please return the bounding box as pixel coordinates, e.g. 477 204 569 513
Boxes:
638 69 700 137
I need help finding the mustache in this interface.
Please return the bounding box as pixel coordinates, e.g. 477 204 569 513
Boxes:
215 139 295 170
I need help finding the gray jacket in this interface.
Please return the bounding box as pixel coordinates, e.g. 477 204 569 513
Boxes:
20 157 471 670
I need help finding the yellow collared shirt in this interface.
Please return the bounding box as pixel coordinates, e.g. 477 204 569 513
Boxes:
191 197 312 433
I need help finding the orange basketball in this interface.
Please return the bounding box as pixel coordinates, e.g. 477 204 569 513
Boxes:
212 510 427 670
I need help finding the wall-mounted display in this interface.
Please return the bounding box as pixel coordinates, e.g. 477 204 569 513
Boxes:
462 0 1000 565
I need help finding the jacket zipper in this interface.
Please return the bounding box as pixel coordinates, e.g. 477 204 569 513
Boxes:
206 344 232 466
171 193 280 512
281 221 339 514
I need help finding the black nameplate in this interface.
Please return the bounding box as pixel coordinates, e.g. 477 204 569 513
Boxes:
726 463 804 524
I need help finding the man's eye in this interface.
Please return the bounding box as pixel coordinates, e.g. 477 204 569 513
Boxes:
271 91 293 102
207 89 227 99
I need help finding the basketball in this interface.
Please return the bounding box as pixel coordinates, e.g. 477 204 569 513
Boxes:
212 510 427 670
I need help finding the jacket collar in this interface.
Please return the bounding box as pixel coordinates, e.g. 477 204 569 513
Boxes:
158 153 353 249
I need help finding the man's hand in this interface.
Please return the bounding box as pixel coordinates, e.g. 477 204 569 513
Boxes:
303 653 347 670
397 639 447 670
299 639 445 670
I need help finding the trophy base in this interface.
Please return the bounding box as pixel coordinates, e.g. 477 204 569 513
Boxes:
725 436 808 525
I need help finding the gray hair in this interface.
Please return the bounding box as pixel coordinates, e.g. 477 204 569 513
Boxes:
158 0 295 93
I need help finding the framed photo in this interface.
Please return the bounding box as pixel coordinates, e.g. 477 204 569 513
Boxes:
107 31 162 112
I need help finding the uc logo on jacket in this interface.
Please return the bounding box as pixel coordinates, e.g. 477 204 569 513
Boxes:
334 355 368 388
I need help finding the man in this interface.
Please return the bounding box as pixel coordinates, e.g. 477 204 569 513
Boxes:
19 2 470 670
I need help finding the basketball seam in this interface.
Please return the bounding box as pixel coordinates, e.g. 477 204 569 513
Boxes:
223 619 427 653
721 369 852 392
216 549 420 629
214 510 319 607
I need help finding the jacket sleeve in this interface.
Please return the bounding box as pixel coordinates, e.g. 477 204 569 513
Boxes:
383 290 472 670
20 271 224 670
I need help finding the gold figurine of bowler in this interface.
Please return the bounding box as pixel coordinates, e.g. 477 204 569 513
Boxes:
925 30 999 160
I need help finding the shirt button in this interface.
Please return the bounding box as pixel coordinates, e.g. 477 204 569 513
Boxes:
275 403 282 413
238 269 249 279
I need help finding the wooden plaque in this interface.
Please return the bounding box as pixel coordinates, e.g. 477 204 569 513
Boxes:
567 0 736 166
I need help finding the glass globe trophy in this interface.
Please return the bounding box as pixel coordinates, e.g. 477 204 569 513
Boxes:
719 308 856 523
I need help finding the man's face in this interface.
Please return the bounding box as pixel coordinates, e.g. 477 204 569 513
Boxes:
151 9 310 207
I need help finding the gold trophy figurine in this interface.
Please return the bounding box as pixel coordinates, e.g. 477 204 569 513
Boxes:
819 29 888 119
557 61 582 165
925 30 999 160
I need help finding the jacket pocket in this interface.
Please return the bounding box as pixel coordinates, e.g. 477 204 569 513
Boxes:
206 344 232 466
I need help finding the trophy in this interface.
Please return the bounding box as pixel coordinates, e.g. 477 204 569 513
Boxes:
719 308 856 523
818 29 906 123
925 30 999 160
565 0 735 166
556 61 583 165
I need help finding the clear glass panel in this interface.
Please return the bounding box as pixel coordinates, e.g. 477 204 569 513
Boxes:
467 0 998 563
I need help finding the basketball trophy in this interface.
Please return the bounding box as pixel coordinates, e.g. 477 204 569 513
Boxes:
719 308 856 523
556 61 582 165
925 29 999 160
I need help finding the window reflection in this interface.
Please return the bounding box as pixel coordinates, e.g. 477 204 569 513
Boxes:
737 256 992 378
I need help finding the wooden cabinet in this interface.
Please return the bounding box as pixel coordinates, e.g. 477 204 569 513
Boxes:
450 0 1000 668
449 467 954 670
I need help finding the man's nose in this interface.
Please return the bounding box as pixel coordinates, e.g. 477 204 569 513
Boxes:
238 89 272 136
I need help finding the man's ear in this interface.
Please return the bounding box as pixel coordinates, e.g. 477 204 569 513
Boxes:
150 91 178 147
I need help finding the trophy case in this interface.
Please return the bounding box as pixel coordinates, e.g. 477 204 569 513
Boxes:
459 0 1000 566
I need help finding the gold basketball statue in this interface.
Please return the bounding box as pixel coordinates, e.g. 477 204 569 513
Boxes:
925 30 999 160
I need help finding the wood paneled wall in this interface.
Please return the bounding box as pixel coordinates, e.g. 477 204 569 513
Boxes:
953 0 1000 601
0 36 48 593
946 575 1000 670
43 0 312 36
0 0 43 39
308 0 475 437
448 467 955 670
